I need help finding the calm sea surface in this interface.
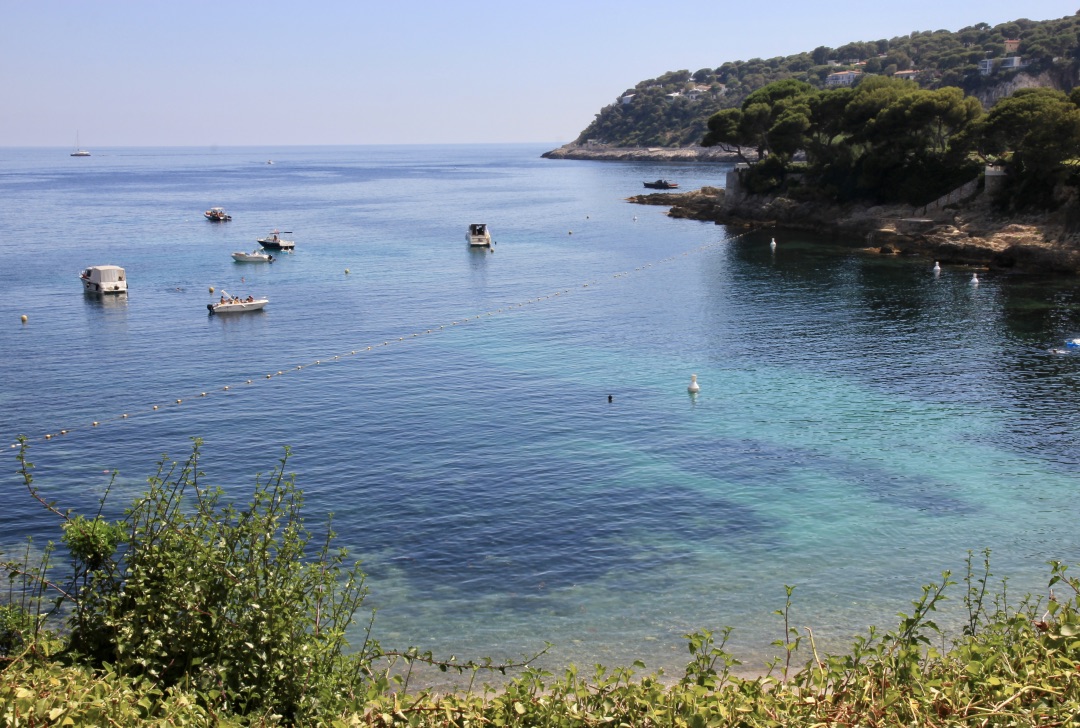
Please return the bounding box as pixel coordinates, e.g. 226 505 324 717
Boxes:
3 144 1080 680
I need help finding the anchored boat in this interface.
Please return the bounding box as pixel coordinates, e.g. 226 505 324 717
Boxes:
257 230 295 250
205 206 232 221
231 249 275 263
70 132 90 157
467 223 492 247
80 265 127 294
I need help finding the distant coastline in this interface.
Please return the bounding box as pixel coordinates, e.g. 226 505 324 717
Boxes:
542 144 740 162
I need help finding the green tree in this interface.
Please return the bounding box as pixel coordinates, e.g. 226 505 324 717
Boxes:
977 87 1080 208
702 79 816 163
855 85 983 203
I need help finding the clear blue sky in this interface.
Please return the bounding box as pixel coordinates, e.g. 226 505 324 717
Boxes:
2 1 1077 147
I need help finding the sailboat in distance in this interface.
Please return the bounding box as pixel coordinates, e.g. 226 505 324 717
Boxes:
70 132 90 157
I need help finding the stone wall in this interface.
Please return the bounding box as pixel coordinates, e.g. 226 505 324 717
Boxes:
913 177 981 216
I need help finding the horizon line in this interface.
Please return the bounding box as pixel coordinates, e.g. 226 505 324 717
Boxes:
1 141 572 150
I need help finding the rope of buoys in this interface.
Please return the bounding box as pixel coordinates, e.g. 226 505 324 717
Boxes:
16 231 745 446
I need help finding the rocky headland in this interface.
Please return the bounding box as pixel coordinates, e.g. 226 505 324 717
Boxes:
544 142 1080 273
628 185 1080 274
542 144 741 162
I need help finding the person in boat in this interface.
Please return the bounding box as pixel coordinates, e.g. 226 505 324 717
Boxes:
220 295 226 304
246 295 254 302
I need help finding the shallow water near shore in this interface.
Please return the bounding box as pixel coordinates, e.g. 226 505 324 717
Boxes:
2 143 1080 683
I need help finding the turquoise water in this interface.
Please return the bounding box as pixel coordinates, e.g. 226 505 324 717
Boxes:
2 144 1080 680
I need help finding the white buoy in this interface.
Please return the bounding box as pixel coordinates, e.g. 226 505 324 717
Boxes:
770 238 777 251
688 374 700 394
971 273 980 285
933 261 941 274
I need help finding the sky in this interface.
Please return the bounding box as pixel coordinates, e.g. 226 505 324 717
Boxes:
2 1 1078 147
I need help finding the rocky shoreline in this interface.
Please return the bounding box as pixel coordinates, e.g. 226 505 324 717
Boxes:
544 144 1080 273
628 186 1080 274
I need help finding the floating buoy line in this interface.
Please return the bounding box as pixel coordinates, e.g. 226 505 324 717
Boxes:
15 231 753 448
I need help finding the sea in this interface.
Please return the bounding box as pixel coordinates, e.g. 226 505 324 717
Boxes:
3 143 1080 683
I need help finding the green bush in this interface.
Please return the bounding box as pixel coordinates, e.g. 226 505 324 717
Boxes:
5 440 379 723
0 604 29 659
0 661 222 726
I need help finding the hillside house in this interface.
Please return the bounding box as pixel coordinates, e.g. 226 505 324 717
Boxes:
685 85 714 101
893 69 918 80
825 70 862 87
1004 39 1021 53
980 56 1029 75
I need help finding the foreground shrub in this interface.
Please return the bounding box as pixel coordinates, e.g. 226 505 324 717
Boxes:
4 441 390 723
0 661 221 726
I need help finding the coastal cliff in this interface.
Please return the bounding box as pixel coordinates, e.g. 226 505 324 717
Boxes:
629 186 1080 274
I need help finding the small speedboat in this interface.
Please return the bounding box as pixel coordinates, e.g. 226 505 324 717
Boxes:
207 293 268 315
257 230 295 250
231 249 275 263
643 179 679 189
205 207 232 221
467 223 492 247
80 265 127 294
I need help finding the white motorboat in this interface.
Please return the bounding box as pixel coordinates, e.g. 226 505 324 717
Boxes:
207 292 268 314
467 223 492 247
231 249 275 263
205 206 232 222
80 265 127 294
257 230 295 250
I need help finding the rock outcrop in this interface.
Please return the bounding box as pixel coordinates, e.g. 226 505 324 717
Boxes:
628 186 1080 274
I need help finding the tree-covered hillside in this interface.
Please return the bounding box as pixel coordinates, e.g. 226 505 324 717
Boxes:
577 12 1080 147
698 74 1080 210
